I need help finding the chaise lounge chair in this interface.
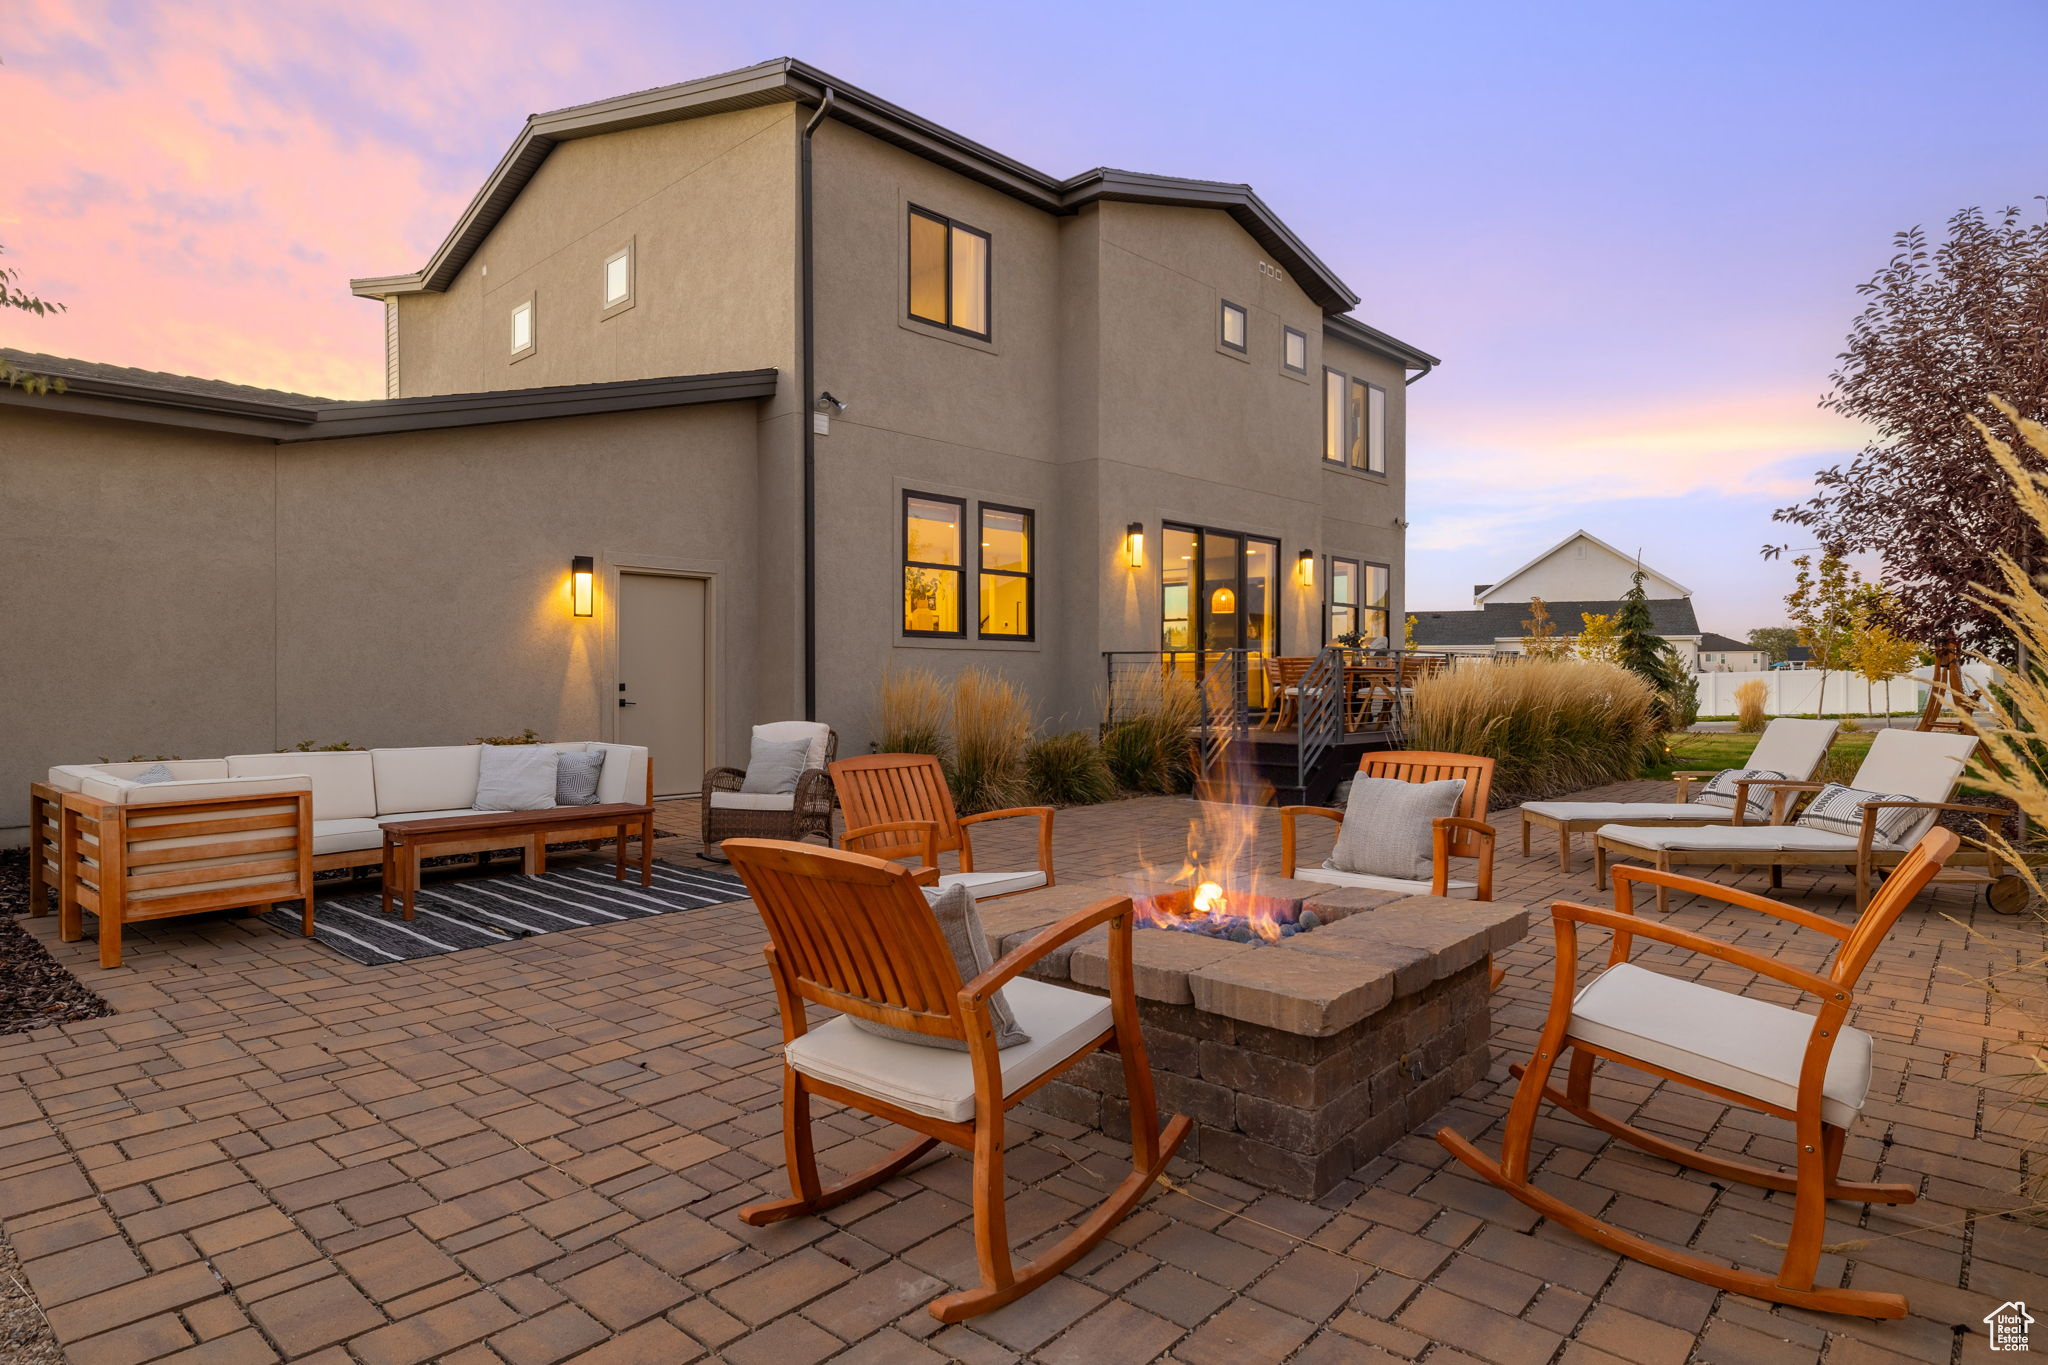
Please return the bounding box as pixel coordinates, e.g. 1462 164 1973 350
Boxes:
1519 717 1838 872
1594 729 1986 911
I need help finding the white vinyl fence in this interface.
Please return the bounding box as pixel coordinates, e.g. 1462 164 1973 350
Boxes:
1691 663 1995 718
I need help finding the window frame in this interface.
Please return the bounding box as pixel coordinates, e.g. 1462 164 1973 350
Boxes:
901 490 968 639
976 502 1035 642
1327 555 1361 644
1322 368 1345 464
1361 561 1392 644
1282 326 1308 375
1364 381 1387 474
601 242 634 319
906 205 993 342
1322 364 1390 477
509 297 535 362
1219 300 1249 354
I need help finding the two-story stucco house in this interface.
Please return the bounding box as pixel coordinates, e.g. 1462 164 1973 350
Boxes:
0 58 1433 834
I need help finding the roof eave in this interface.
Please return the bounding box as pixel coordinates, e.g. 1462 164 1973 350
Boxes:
1322 313 1440 372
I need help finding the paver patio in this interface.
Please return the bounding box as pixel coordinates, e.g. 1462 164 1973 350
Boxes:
1 780 2042 1364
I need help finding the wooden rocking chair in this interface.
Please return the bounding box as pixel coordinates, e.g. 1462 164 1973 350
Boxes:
723 839 1190 1322
1438 826 1960 1319
830 752 1054 899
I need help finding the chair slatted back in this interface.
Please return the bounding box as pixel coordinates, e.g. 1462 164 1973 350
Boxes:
1358 750 1496 860
725 839 969 1041
830 753 965 863
1832 828 1959 987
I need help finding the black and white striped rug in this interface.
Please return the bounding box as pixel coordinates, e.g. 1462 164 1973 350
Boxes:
262 861 750 966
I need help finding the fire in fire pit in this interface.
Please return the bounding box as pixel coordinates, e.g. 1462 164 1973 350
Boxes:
1133 881 1319 944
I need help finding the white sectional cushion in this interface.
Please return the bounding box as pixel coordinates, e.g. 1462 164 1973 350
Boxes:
784 977 1112 1122
373 746 482 815
568 743 647 805
1522 801 1734 824
1852 729 1977 802
1568 962 1872 1128
708 792 796 811
313 818 385 855
933 869 1048 899
77 774 311 807
1596 823 1861 855
751 721 832 773
49 760 228 792
229 751 376 820
1293 866 1480 898
1748 717 1841 780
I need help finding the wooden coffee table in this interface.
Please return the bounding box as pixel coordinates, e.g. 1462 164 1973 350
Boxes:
379 803 654 920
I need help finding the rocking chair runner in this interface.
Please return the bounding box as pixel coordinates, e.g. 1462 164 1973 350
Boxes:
724 839 1190 1322
1439 826 1960 1319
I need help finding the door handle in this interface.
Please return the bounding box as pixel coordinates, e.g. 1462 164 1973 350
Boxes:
618 699 637 707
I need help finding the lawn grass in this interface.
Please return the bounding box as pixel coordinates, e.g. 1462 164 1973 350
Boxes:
1640 729 1874 784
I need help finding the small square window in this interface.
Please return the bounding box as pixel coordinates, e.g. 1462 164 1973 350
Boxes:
1220 300 1248 352
1283 327 1307 374
510 299 534 359
602 244 633 313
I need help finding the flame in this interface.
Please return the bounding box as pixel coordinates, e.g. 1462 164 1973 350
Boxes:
1127 732 1290 943
1192 881 1226 915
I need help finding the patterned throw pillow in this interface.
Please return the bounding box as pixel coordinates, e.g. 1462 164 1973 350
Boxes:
1794 783 1929 849
129 763 178 785
555 751 605 806
849 884 1030 1051
1693 767 1787 822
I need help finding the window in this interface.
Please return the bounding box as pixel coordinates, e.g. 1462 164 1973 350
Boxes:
978 505 1033 639
1347 378 1369 469
1328 557 1360 643
1322 369 1344 463
1283 326 1307 374
903 493 966 636
509 299 534 359
1220 300 1248 353
908 207 991 340
1362 563 1391 644
1161 524 1281 707
602 243 633 315
1366 382 1387 474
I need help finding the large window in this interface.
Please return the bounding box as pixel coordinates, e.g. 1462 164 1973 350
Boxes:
1322 369 1345 463
1161 524 1280 706
908 207 991 340
1328 558 1392 645
903 493 965 636
978 505 1033 639
1323 366 1387 473
1329 558 1360 643
1362 562 1391 644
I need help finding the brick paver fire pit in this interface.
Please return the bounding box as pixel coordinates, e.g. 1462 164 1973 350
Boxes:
978 878 1529 1197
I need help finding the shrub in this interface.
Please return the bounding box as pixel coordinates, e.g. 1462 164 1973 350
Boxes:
949 668 1033 814
280 740 365 752
1101 670 1199 794
474 728 541 746
877 666 950 761
1026 731 1116 806
1407 658 1661 806
1733 679 1769 733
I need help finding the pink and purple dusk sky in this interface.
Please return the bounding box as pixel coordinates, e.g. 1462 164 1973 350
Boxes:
10 0 2046 632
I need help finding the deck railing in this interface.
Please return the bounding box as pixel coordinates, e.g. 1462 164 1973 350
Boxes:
1101 649 1249 784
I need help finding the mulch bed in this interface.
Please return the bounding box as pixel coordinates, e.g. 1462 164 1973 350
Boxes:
0 848 113 1036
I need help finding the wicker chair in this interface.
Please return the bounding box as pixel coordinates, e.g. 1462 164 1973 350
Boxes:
701 723 838 857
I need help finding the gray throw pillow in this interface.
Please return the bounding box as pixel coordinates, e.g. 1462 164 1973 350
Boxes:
130 763 177 785
849 884 1030 1051
473 745 560 812
556 751 605 806
740 735 814 794
1328 776 1467 882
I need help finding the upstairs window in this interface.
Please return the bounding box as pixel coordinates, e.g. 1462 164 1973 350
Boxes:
1322 369 1344 463
978 505 1034 640
908 207 991 340
602 243 633 314
1324 366 1388 473
1283 326 1307 374
1366 382 1387 473
903 493 966 637
1220 300 1248 353
510 299 534 360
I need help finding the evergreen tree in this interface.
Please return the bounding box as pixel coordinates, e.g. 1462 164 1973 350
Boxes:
1613 569 1692 728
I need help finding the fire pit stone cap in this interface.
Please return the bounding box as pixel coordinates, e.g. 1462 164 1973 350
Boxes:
1069 930 1243 1006
1187 951 1396 1037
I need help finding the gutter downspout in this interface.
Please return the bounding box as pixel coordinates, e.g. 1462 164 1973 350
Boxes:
799 87 836 722
1405 360 1434 386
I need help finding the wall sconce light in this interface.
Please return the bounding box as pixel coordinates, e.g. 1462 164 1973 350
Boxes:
1297 549 1315 587
570 555 595 617
1124 522 1145 568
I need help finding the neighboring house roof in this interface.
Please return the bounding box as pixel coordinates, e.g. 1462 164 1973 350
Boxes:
1411 597 1702 647
1475 529 1693 605
348 58 1437 372
1697 632 1754 652
0 349 776 442
1787 645 1813 662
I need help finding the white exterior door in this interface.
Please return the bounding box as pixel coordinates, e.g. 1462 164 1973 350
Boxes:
617 572 708 797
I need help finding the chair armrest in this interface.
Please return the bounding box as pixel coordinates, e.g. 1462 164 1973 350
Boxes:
957 806 1056 826
1860 799 2003 816
1670 770 1719 803
1609 864 1851 940
961 896 1130 1004
793 768 834 815
1553 899 1842 1000
705 767 746 793
840 819 939 867
1278 805 1343 879
1433 817 1496 899
958 807 1056 881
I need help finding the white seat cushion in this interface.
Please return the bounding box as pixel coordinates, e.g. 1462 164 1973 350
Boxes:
313 818 385 855
708 791 796 811
229 751 376 820
48 761 228 792
1293 866 1479 898
77 774 310 807
936 869 1048 899
1568 962 1873 1128
1522 801 1735 824
784 977 1113 1122
1597 824 1861 855
372 746 482 815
